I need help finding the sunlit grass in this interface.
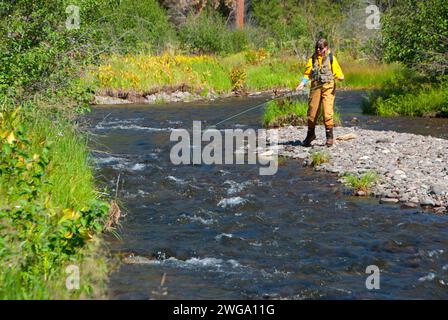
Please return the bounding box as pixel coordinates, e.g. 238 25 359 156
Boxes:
89 52 400 97
262 98 341 128
363 83 448 117
343 171 379 194
340 61 404 89
0 106 109 299
310 151 331 167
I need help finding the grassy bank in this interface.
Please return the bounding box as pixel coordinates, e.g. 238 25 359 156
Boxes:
87 52 401 99
0 102 110 299
363 81 448 117
262 98 341 128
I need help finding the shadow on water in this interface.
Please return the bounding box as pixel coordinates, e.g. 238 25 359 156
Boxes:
85 91 448 300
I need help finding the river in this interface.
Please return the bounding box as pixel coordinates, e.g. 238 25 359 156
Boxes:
85 91 448 299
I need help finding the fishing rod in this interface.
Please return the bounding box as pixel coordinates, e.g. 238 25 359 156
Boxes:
207 88 311 129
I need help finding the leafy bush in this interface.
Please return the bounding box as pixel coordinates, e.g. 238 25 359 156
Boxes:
262 98 341 128
251 0 307 44
179 10 230 54
245 48 269 65
310 151 331 167
0 103 109 298
230 67 247 92
343 171 379 195
95 0 176 53
381 0 448 78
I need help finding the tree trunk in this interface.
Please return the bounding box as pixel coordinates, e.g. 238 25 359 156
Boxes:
236 0 244 29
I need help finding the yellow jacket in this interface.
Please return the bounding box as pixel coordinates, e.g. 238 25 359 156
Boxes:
302 51 344 82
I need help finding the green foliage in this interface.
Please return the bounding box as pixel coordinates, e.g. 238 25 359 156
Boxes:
362 66 448 117
343 171 379 194
244 48 269 65
381 0 448 78
179 10 230 54
251 0 307 44
94 0 176 53
363 82 448 117
0 0 174 107
310 151 331 167
230 66 247 92
0 102 110 298
262 97 341 128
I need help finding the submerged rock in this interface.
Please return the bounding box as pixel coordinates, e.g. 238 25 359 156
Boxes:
380 198 399 204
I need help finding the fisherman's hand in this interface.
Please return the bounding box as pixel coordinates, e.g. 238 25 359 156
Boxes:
337 77 344 81
296 83 305 91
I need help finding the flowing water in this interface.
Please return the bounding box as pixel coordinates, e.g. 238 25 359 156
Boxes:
86 91 448 299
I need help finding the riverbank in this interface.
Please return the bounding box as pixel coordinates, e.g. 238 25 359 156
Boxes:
273 126 448 214
87 52 402 105
0 106 111 299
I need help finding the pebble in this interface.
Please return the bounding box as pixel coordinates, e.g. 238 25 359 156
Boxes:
421 198 436 206
270 126 448 214
401 202 418 209
380 198 400 204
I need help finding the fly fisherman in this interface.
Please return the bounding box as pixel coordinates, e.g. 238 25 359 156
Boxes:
296 38 345 147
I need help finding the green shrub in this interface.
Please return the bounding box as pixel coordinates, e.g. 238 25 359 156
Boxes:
230 67 247 92
95 0 176 53
310 151 331 167
179 11 230 54
343 171 379 195
362 67 448 117
251 0 307 44
0 103 109 299
262 98 341 128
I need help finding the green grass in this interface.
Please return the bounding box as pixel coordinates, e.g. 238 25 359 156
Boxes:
340 62 404 89
363 83 448 117
361 65 448 117
262 98 341 128
27 112 98 210
0 104 110 299
343 171 379 194
310 151 331 167
89 52 401 98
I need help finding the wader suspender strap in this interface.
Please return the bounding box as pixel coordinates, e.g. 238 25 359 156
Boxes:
312 52 333 73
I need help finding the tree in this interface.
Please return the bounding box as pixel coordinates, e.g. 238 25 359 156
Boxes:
381 0 448 78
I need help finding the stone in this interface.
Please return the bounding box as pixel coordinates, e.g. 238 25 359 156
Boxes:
356 190 367 196
402 202 418 209
385 191 398 198
336 133 357 141
421 198 436 206
410 197 420 204
430 184 447 196
376 138 392 143
380 198 399 204
434 207 447 214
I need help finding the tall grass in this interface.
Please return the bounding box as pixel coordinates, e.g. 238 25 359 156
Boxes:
0 105 109 299
26 111 98 210
262 98 341 128
89 52 400 98
310 151 331 167
343 171 379 194
363 83 448 117
340 61 404 89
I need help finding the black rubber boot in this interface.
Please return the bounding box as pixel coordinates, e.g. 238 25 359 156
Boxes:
302 127 316 147
325 127 334 147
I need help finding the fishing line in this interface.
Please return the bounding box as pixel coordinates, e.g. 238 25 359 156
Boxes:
206 89 311 130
